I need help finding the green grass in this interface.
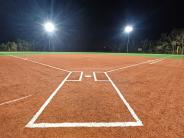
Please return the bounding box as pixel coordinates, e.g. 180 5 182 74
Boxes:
0 51 183 59
0 51 104 56
109 53 184 59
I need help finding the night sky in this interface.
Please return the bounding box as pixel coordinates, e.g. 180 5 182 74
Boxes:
0 0 184 51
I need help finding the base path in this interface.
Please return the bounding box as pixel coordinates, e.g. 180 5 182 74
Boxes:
26 71 143 128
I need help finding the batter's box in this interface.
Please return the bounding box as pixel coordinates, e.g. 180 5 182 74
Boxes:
93 72 109 81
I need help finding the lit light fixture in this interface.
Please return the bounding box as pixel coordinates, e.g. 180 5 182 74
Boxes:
44 21 56 33
43 21 56 51
124 25 133 33
124 25 133 53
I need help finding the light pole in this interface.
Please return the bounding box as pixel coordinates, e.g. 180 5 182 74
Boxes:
124 25 133 53
43 21 56 51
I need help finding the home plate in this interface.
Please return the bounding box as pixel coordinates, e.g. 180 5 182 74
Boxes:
85 75 92 78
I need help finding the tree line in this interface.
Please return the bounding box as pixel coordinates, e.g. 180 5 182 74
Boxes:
140 29 184 54
0 39 42 51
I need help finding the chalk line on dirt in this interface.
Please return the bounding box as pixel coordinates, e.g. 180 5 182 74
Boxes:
93 72 109 82
106 60 152 73
26 71 143 128
10 55 70 73
28 122 142 128
149 56 171 64
105 72 143 126
66 71 83 81
0 95 32 106
149 59 164 64
106 56 172 73
25 72 72 128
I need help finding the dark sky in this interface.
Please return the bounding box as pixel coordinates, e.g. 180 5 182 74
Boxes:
0 0 184 51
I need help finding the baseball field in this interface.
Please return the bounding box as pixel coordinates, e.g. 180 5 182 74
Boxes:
0 52 183 138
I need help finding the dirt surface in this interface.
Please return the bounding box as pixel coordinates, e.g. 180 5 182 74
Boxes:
23 54 150 71
0 54 184 138
37 78 134 123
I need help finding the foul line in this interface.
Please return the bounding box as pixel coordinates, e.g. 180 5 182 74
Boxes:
149 56 170 64
106 60 152 73
106 56 172 73
10 55 70 73
149 55 175 64
0 95 32 106
149 59 163 64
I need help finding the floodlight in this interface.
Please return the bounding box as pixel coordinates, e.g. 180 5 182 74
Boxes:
124 25 133 33
43 21 56 51
123 25 134 53
44 21 56 33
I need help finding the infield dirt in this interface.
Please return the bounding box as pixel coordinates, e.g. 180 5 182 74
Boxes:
0 54 183 138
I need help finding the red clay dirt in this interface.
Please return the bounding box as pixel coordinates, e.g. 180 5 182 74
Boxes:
37 78 134 123
0 54 184 138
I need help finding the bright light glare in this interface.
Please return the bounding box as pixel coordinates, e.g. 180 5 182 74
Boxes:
124 25 133 33
44 22 56 33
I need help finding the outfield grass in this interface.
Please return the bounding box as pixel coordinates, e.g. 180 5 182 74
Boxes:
109 53 184 59
0 51 183 59
0 51 103 56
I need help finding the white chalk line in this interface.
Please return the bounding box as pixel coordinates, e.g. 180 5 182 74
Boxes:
0 95 32 106
93 72 109 82
66 72 83 81
93 72 97 81
106 55 173 73
149 56 169 64
149 58 166 64
105 72 143 126
79 72 83 80
85 75 92 78
26 56 169 128
10 55 173 73
26 71 143 128
149 59 164 64
10 55 70 73
8 55 171 128
149 55 175 64
28 122 141 128
26 72 72 127
106 60 152 73
11 55 160 128
10 54 156 128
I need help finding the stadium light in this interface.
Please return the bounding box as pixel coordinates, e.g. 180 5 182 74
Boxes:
44 21 56 33
124 25 133 53
124 25 133 33
43 21 56 51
